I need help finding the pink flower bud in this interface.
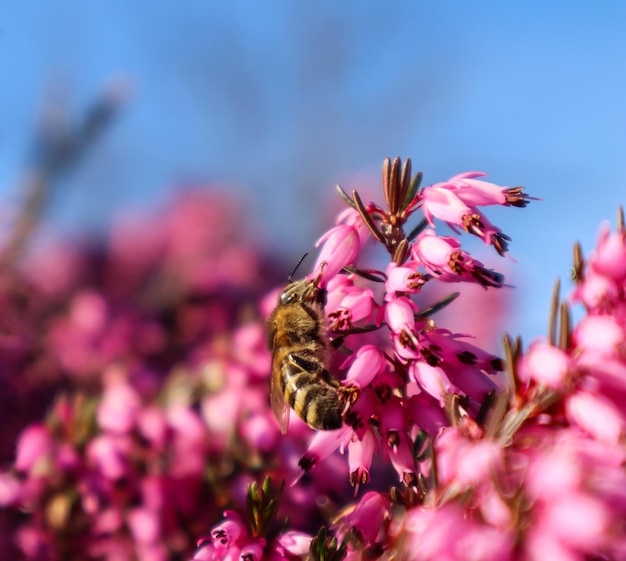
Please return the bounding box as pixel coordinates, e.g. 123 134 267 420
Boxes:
311 225 359 285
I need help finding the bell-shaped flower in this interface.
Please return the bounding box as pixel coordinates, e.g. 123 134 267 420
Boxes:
412 229 504 287
326 281 377 332
443 171 532 208
385 261 427 294
407 393 448 437
343 345 387 388
420 185 510 254
210 510 244 549
347 428 378 490
335 491 391 547
310 224 360 286
408 361 457 405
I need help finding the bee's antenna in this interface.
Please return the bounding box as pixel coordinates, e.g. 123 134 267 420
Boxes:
288 253 309 282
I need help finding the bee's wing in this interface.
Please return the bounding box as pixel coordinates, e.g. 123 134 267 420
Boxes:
270 332 290 435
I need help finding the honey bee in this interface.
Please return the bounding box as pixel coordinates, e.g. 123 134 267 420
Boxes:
267 273 352 433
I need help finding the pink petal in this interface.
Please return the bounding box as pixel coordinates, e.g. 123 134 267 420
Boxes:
566 390 624 443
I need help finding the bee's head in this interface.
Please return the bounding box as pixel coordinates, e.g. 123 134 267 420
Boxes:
279 279 319 305
279 260 327 306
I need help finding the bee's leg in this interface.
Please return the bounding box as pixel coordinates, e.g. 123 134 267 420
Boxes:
337 386 360 413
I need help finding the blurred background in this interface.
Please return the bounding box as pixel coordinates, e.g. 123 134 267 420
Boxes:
0 0 624 343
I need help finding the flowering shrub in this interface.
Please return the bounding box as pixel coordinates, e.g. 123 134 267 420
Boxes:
192 158 626 561
1 154 625 561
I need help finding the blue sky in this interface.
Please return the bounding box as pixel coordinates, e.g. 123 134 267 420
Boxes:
0 1 625 342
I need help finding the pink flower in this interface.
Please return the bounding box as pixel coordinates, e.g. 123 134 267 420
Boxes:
236 539 266 561
0 472 21 506
297 426 352 478
97 375 142 434
420 184 510 254
336 491 391 547
15 424 53 474
571 268 618 311
326 277 377 331
86 434 131 481
442 171 532 208
566 390 624 443
518 340 572 390
347 427 377 489
210 510 245 548
408 361 456 405
400 504 514 561
385 261 427 294
412 229 504 287
127 506 161 544
274 531 312 557
343 345 387 388
574 314 624 359
590 225 626 283
310 224 360 285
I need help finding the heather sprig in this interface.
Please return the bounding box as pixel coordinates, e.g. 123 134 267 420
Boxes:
296 156 532 492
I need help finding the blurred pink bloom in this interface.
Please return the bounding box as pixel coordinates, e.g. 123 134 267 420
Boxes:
518 340 572 390
566 390 624 443
336 207 372 248
210 510 244 548
15 424 53 473
97 374 142 434
571 268 618 311
274 531 313 556
0 472 21 506
127 506 161 544
400 504 514 561
336 491 391 547
86 434 130 481
590 225 626 283
574 314 624 358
